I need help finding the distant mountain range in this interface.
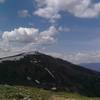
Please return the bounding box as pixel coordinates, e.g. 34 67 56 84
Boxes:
81 63 100 72
0 51 100 97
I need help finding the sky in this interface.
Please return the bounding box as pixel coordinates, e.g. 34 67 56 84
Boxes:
0 0 100 63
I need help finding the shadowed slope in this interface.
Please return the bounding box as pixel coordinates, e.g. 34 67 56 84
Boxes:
0 51 100 97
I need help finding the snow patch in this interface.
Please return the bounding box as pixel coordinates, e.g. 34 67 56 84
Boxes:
30 60 41 63
51 87 57 91
27 76 31 81
35 80 40 84
33 60 38 63
44 68 55 79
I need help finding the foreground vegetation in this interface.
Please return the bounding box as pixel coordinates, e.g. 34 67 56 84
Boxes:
0 85 100 100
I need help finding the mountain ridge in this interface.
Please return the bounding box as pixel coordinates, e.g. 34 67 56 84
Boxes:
81 63 100 72
0 51 100 97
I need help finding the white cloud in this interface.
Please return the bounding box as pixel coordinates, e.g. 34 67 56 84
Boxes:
0 26 58 57
34 0 100 22
58 27 71 32
0 40 39 58
39 26 58 44
34 7 61 22
2 27 39 43
0 0 5 3
0 39 11 52
2 26 57 44
18 10 30 18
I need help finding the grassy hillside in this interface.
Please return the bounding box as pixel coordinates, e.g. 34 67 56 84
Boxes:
0 85 100 100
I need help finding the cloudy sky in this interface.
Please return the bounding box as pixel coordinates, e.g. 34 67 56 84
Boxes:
0 0 100 63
